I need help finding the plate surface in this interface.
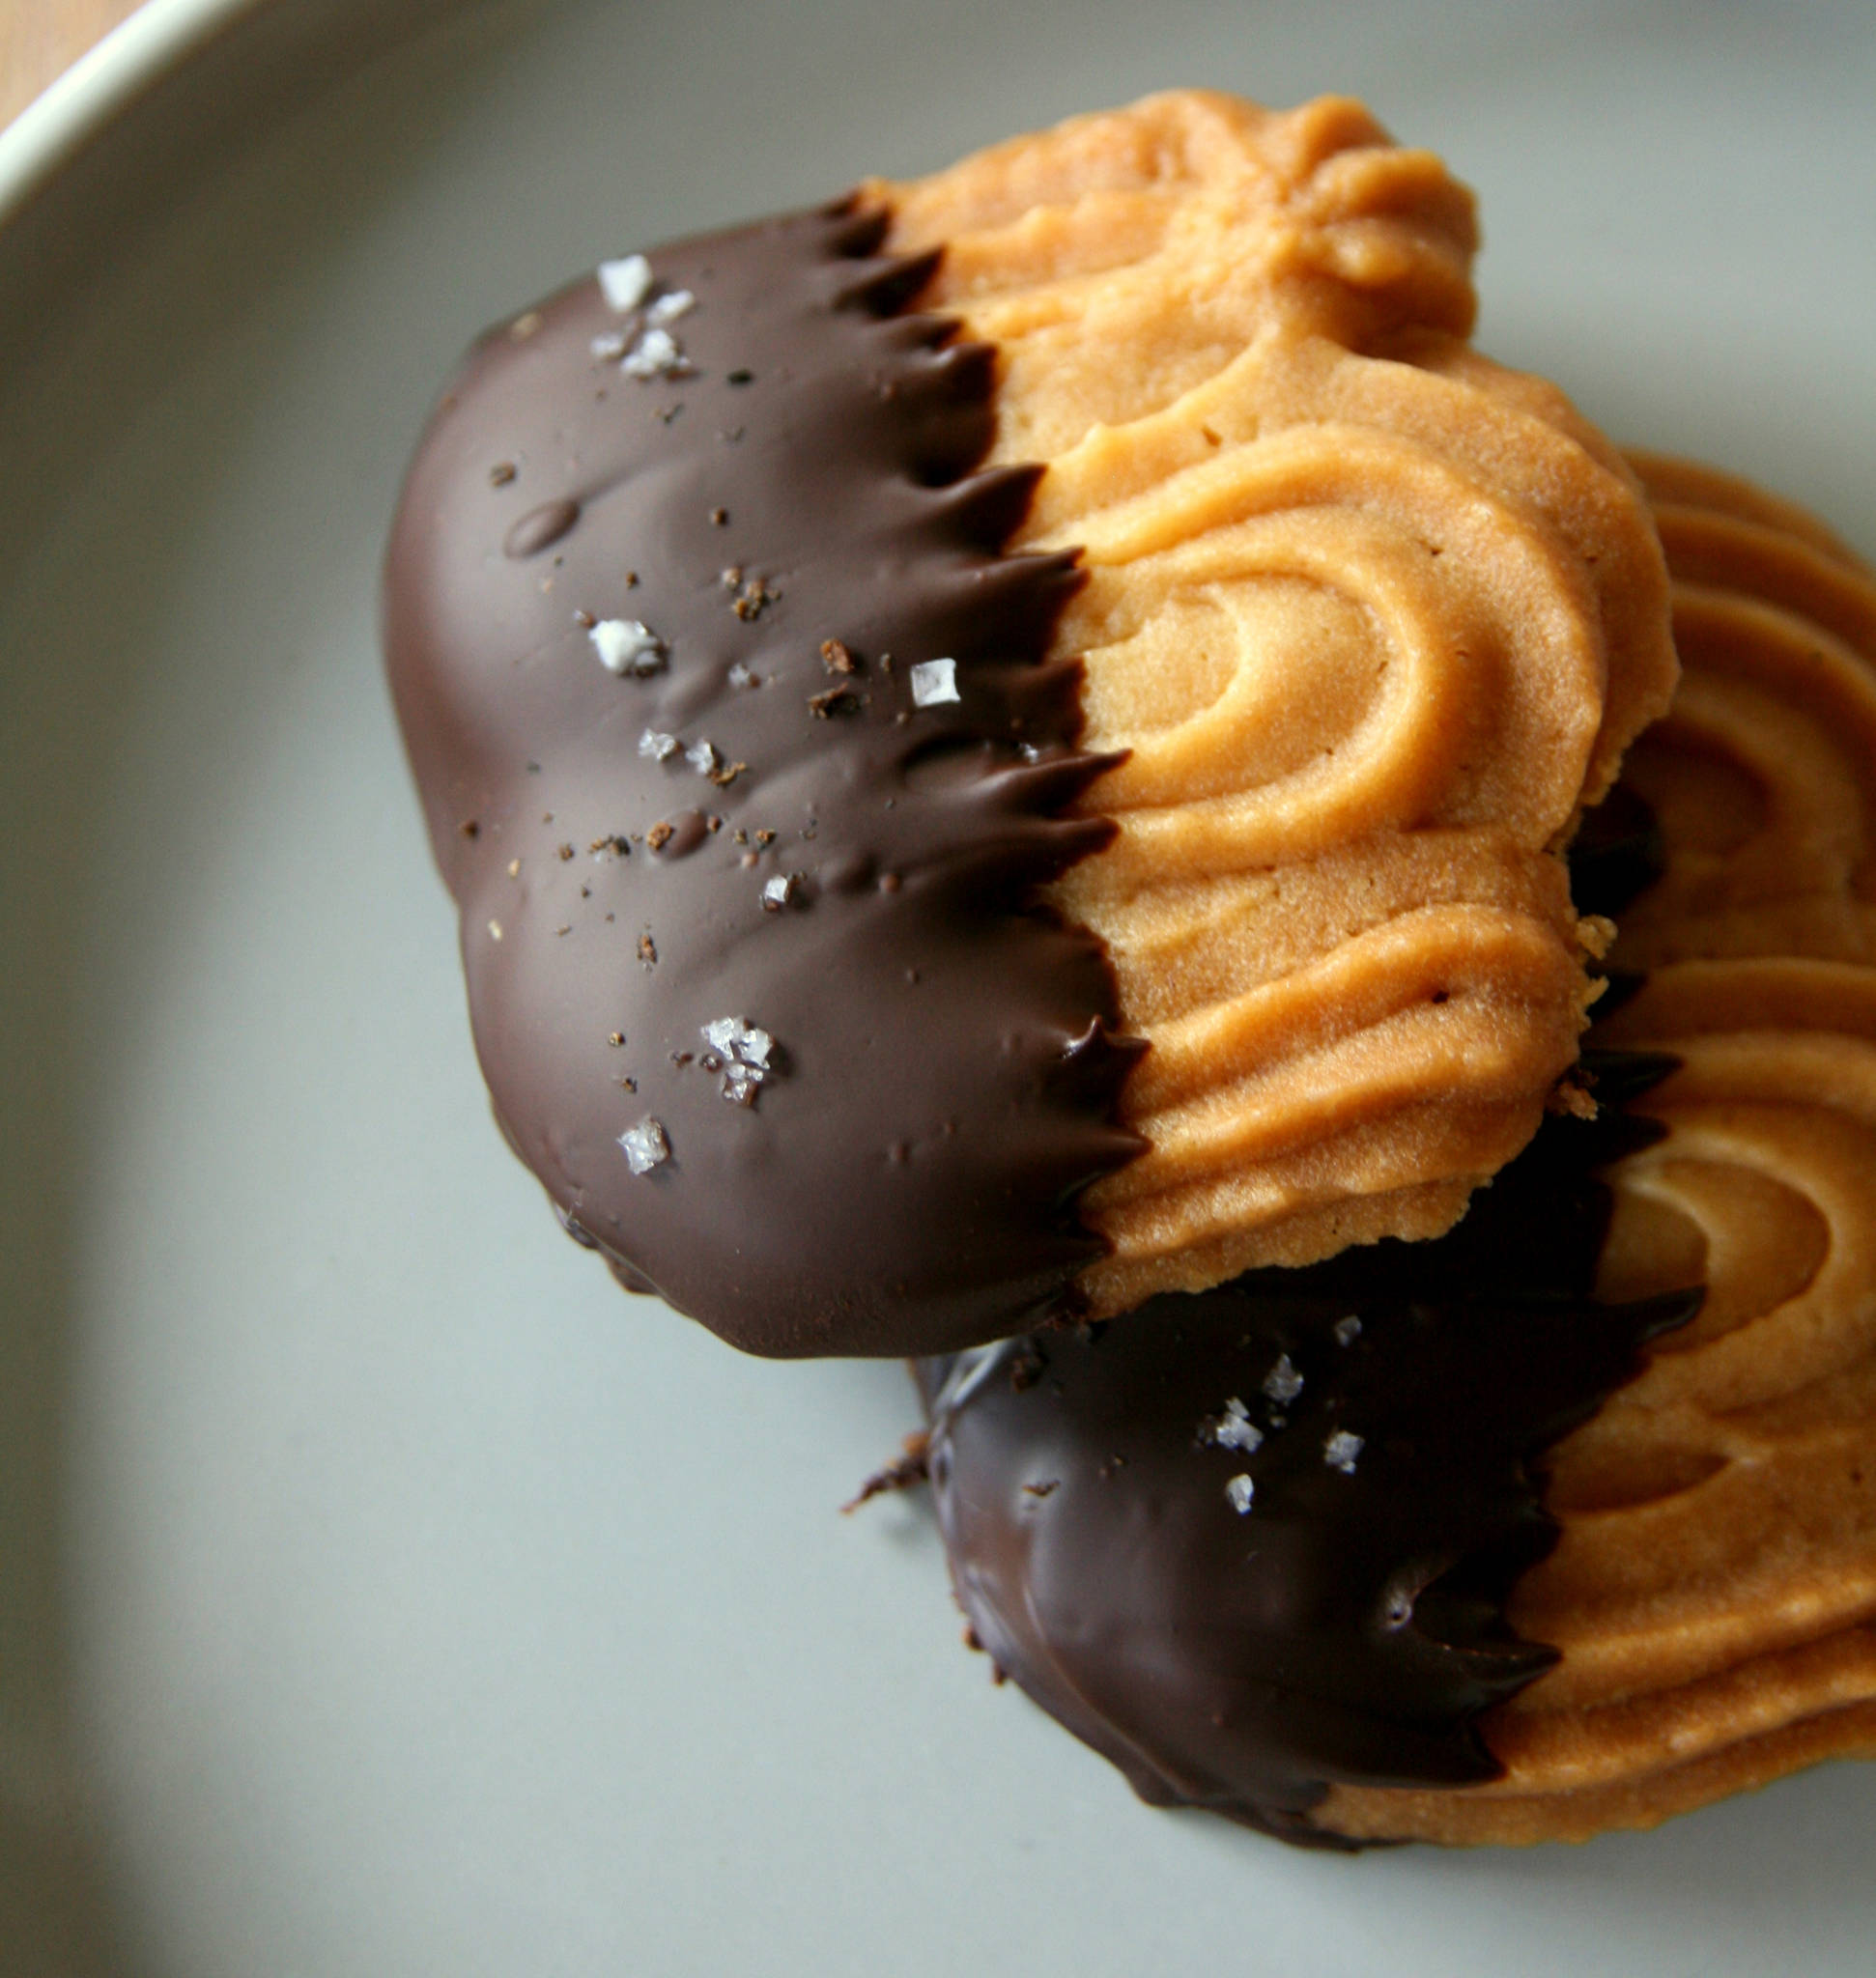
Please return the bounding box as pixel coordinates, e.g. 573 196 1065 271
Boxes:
3 1 1874 1971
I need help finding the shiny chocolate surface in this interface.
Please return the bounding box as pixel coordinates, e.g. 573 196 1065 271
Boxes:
919 1050 1699 1845
385 203 1140 1356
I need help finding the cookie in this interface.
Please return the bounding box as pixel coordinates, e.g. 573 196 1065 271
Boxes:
881 93 1678 1311
384 94 1672 1355
920 459 1876 1845
917 1051 1689 1849
1326 460 1876 1843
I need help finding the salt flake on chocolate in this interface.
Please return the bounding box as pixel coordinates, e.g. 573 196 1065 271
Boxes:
618 1116 670 1174
590 619 666 676
1323 1430 1364 1475
1224 1473 1256 1515
701 1015 776 1105
909 657 959 707
685 738 722 777
1202 1396 1264 1455
597 254 652 312
1263 1354 1304 1405
1334 1315 1363 1346
621 327 684 380
760 874 795 913
639 729 679 761
646 288 696 325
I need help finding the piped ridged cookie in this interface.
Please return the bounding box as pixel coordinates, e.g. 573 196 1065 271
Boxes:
915 458 1876 1848
385 93 1672 1356
883 93 1679 1312
1325 460 1876 1844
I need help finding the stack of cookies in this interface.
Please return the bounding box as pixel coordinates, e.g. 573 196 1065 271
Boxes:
384 90 1876 1846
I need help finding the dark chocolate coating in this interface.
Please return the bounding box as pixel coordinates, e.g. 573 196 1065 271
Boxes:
384 203 1142 1357
918 1051 1700 1847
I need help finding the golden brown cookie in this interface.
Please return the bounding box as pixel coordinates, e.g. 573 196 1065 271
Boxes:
915 456 1875 1849
884 93 1679 1313
1325 458 1876 1844
386 94 1673 1357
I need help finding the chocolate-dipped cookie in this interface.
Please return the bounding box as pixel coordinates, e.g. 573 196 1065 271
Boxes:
384 93 1673 1356
919 460 1876 1846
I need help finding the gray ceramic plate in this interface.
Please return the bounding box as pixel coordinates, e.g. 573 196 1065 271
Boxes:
4 1 1874 1971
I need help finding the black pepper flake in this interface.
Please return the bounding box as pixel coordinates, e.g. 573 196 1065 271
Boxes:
699 1051 724 1073
1022 1480 1060 1499
458 818 480 838
607 1031 625 1047
490 462 518 487
726 368 753 385
709 506 729 526
625 571 640 588
808 683 865 718
820 638 858 675
671 1050 695 1066
619 1075 637 1092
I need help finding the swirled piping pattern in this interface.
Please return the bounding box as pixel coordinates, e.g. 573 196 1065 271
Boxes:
883 93 1679 1311
1328 456 1876 1843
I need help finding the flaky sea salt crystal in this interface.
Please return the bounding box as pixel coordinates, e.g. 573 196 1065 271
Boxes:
1202 1395 1263 1455
760 874 795 912
701 1017 775 1103
685 738 721 777
598 253 652 312
646 288 696 325
639 729 679 761
1323 1430 1364 1475
1215 1411 1264 1455
909 657 959 707
590 619 665 675
727 662 758 689
1263 1353 1304 1405
618 1117 670 1174
1225 1473 1256 1515
621 326 683 379
702 1015 774 1070
590 330 630 361
1334 1315 1363 1346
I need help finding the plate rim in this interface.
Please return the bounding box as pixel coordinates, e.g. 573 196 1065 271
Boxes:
0 0 264 234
